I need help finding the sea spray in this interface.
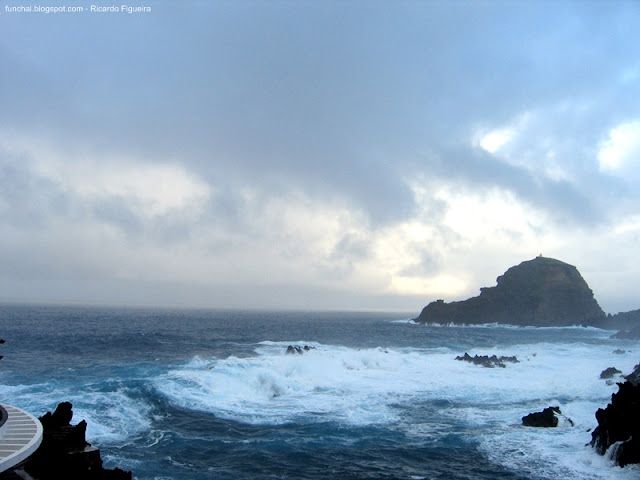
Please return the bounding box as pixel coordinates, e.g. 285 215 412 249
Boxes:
2 305 639 479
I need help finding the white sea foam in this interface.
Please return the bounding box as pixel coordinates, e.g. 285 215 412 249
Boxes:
72 389 153 444
154 344 426 425
389 318 415 324
479 415 640 480
4 328 635 480
439 343 639 480
155 340 635 420
153 338 639 479
1 380 152 445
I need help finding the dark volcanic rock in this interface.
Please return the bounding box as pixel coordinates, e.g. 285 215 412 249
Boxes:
414 256 606 327
455 352 519 368
40 401 74 429
591 380 640 466
600 367 623 379
605 308 640 331
522 406 574 428
611 326 640 340
286 345 315 355
11 402 132 480
522 407 561 427
625 363 640 386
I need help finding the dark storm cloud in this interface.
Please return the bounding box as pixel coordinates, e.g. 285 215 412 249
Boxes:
1 1 640 309
2 1 637 228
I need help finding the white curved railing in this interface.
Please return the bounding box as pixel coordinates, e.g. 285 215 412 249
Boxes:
0 404 43 472
0 406 8 439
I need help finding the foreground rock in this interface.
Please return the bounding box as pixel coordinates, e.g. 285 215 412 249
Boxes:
4 402 131 480
590 366 640 466
414 256 606 326
522 406 573 427
455 352 518 368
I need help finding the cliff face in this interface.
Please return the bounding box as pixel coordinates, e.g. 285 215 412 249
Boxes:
414 256 606 326
605 308 640 331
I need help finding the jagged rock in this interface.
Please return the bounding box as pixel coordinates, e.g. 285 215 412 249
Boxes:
591 380 640 466
605 308 640 331
286 345 315 355
455 352 519 368
414 256 606 326
523 407 561 427
611 326 640 340
600 367 623 379
625 363 640 386
522 406 573 427
613 349 627 355
40 402 74 429
11 402 133 480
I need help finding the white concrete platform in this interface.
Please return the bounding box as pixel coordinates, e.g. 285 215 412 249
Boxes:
0 404 43 473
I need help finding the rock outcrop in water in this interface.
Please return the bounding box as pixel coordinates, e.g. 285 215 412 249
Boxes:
455 353 519 368
600 367 623 380
611 325 640 340
286 345 315 355
522 406 574 427
3 402 132 480
590 366 640 467
414 256 606 326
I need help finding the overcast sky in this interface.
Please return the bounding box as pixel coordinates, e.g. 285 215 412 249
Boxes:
1 1 639 313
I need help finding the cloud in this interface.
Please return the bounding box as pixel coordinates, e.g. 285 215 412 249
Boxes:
1 1 640 311
477 127 516 155
598 120 640 175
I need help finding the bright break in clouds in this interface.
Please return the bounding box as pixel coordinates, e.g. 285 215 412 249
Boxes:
1 1 639 313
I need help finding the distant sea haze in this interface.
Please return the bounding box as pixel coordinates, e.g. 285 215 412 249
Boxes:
0 304 637 480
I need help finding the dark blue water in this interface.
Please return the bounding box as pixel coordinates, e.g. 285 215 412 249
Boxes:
0 304 637 480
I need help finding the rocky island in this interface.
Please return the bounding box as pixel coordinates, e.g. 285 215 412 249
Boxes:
414 256 606 327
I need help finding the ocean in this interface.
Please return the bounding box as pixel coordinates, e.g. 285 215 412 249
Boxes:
0 304 638 480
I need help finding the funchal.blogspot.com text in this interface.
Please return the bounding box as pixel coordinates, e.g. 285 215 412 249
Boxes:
4 4 151 14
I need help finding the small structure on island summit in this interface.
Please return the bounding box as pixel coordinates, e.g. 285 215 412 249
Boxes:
414 256 606 327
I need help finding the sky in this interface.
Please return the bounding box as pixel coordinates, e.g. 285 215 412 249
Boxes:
1 0 639 313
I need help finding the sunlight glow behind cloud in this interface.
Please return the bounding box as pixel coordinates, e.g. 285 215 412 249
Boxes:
1 1 639 312
478 128 515 154
598 120 640 173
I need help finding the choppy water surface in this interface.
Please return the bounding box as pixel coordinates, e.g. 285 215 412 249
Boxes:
0 304 638 479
